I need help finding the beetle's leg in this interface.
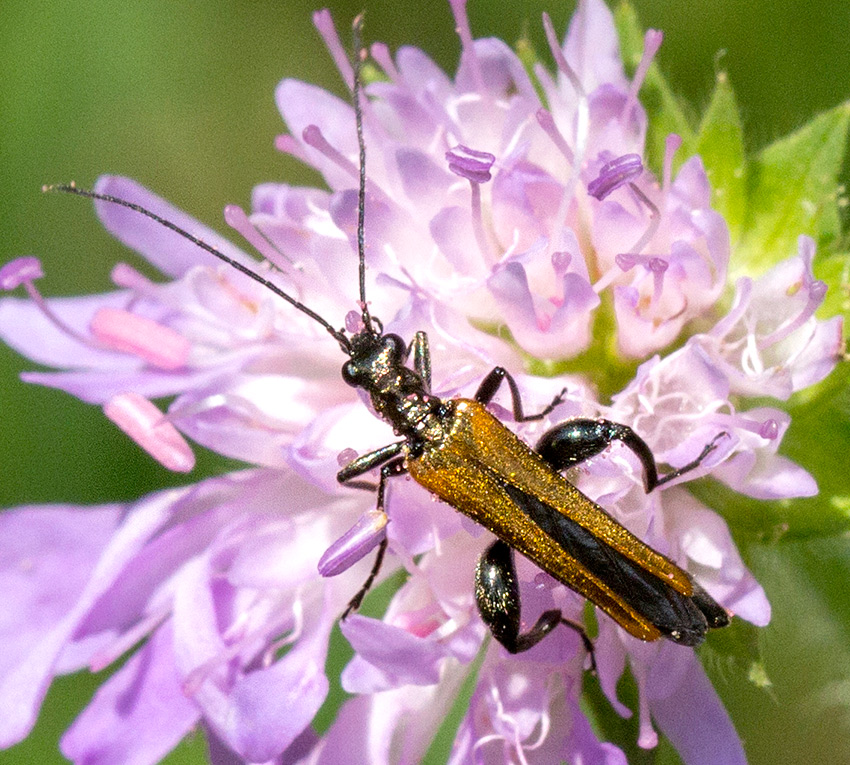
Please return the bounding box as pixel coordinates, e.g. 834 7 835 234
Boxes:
410 331 431 393
340 456 407 619
337 441 405 485
535 419 727 493
475 539 595 669
475 367 566 422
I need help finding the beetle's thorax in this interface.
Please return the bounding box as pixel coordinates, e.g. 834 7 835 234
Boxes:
342 330 452 448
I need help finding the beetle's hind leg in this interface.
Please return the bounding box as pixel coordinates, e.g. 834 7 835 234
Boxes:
475 539 595 670
535 419 727 493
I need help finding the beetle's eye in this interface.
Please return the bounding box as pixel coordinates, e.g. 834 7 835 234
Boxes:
383 334 406 359
341 361 360 386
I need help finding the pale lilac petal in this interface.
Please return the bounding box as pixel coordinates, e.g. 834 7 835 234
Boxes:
563 0 627 93
20 364 230 405
0 292 139 370
456 38 536 101
224 631 330 763
665 488 770 626
93 176 257 279
207 723 319 765
715 450 818 499
648 645 746 765
60 623 199 765
487 261 599 358
275 80 356 191
340 615 451 691
0 505 121 746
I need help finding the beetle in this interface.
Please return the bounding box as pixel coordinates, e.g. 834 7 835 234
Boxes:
50 20 729 659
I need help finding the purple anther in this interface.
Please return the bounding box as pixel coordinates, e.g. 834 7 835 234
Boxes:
616 253 638 272
649 257 669 274
551 251 572 275
759 419 779 440
318 510 388 577
810 280 828 301
0 256 44 290
445 145 496 184
587 154 644 200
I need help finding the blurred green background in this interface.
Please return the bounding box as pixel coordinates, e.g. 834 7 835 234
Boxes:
1 0 848 762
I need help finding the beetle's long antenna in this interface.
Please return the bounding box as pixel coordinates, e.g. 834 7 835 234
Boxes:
350 14 373 333
44 183 352 353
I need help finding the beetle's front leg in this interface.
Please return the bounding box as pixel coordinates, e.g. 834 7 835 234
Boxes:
474 367 566 422
535 419 726 493
337 443 407 618
475 539 595 668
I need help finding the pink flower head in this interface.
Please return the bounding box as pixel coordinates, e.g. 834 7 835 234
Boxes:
0 1 843 763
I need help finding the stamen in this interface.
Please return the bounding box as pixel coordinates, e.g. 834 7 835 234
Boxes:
542 12 589 162
551 250 572 276
623 30 663 124
274 134 311 163
626 182 661 254
224 204 294 272
370 42 399 81
0 256 101 348
587 154 643 200
614 253 669 301
445 145 495 184
649 256 669 301
536 108 574 164
110 262 154 291
103 392 195 473
758 271 828 350
302 124 359 178
446 145 495 262
318 509 388 577
662 134 682 193
541 12 584 97
90 308 190 370
449 0 484 93
759 419 779 440
0 256 43 289
313 9 354 89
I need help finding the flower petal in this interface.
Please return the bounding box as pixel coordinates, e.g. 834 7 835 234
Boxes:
60 623 199 765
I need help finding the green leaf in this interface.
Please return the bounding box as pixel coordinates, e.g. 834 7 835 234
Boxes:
813 250 850 335
614 1 696 174
712 540 850 763
737 102 850 274
696 73 747 244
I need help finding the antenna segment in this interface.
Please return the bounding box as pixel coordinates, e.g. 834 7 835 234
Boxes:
43 183 351 352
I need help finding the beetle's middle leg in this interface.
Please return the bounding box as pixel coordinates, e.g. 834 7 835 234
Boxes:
475 539 595 669
338 444 406 618
475 367 566 422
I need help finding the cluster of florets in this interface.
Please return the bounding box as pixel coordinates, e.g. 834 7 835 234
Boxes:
0 1 842 763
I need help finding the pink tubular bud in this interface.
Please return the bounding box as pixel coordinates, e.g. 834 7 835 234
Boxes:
104 392 195 472
318 510 388 577
90 307 191 370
